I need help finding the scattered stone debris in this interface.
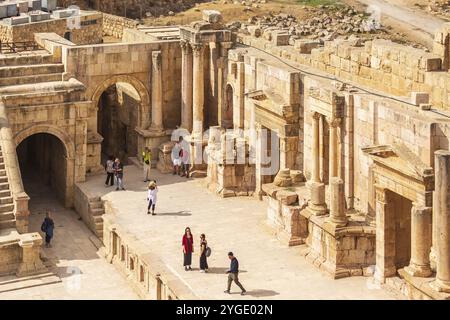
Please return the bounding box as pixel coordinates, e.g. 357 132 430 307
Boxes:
425 0 450 17
238 4 383 43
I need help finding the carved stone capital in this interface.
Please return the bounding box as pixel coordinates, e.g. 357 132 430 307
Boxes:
192 43 204 57
374 184 387 203
329 118 341 128
311 111 321 121
152 51 162 70
180 40 191 54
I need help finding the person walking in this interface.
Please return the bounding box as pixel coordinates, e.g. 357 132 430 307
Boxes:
114 158 125 191
142 147 152 182
224 252 246 295
147 180 158 215
104 155 115 187
40 211 55 248
182 227 194 271
199 234 209 273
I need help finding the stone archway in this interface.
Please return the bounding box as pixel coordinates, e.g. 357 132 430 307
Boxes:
91 75 151 129
14 125 75 208
92 75 151 163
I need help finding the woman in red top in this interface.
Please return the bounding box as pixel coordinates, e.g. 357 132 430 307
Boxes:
182 227 194 271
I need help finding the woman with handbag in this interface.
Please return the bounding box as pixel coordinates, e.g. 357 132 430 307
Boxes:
199 234 209 273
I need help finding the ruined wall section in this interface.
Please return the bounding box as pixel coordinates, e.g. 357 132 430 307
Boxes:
102 13 139 39
239 34 450 110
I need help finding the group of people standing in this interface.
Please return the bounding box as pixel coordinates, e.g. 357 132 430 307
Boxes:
172 137 190 178
104 156 125 191
181 227 246 295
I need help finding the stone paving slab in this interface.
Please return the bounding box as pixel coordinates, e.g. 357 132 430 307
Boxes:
79 165 399 300
0 180 138 300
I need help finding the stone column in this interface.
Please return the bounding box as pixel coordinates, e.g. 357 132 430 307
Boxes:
180 40 193 131
405 205 432 277
328 177 347 227
209 42 218 126
308 112 327 215
150 51 163 132
431 150 450 293
192 43 204 139
329 118 340 178
311 112 321 183
374 184 396 283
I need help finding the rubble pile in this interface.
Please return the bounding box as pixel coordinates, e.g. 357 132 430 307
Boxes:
426 0 450 16
232 5 383 43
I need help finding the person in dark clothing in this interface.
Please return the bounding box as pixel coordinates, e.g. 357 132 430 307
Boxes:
182 227 194 271
199 234 208 273
104 155 115 187
224 252 246 295
41 211 55 248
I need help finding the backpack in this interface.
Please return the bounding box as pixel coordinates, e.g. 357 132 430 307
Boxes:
41 221 46 232
205 246 211 257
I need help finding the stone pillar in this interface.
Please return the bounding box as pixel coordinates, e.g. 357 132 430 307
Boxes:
311 112 321 183
209 42 218 126
374 185 396 283
431 150 450 293
192 43 204 139
405 205 432 277
328 177 347 227
308 112 326 215
180 40 193 131
16 235 47 277
329 118 340 178
150 51 163 132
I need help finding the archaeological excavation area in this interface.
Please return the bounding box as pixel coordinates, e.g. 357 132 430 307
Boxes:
0 0 449 300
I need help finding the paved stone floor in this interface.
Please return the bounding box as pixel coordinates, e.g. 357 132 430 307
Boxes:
79 164 400 300
0 175 138 300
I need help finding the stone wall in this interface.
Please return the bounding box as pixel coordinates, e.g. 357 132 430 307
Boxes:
0 13 103 45
102 13 138 39
238 33 450 110
58 0 210 19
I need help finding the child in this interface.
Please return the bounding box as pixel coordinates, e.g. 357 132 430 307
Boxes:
147 180 158 215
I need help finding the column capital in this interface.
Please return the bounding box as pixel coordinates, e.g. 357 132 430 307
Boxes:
329 118 342 128
180 40 191 53
192 43 204 56
152 50 162 69
374 184 387 203
311 111 321 121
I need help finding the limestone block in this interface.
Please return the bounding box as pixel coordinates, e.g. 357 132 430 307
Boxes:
294 40 321 54
276 190 298 206
411 92 429 106
202 10 223 24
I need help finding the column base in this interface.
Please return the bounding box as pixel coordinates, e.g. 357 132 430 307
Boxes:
404 263 432 278
430 278 450 293
374 265 397 284
328 216 348 227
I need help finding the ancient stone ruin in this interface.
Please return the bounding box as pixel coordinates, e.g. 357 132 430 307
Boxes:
0 1 449 300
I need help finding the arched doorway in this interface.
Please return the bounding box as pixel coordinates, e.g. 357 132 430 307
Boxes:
92 76 150 165
223 84 234 129
16 133 69 206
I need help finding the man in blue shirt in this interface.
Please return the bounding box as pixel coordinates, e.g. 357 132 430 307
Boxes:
224 252 246 295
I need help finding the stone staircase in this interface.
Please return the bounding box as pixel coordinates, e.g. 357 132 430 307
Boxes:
88 197 105 240
0 51 85 108
0 146 15 231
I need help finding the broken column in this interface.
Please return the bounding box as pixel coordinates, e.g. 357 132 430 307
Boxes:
150 51 163 132
405 205 432 277
328 177 347 227
180 40 193 131
431 150 450 293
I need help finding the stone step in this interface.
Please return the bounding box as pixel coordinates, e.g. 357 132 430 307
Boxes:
0 52 58 67
0 272 61 294
0 189 11 198
0 212 14 221
0 182 10 191
0 220 15 229
0 63 64 78
0 73 63 87
0 169 6 177
1 87 85 108
90 208 104 217
89 201 103 209
0 176 7 184
0 163 4 170
0 196 13 205
0 203 14 213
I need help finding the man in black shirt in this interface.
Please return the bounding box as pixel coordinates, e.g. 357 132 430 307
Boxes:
224 252 246 295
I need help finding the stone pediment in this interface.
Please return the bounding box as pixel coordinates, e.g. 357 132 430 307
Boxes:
362 143 434 182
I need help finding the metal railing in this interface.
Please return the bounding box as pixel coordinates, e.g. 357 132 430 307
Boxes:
0 41 39 54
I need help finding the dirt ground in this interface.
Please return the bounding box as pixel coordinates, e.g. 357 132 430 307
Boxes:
141 0 435 49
